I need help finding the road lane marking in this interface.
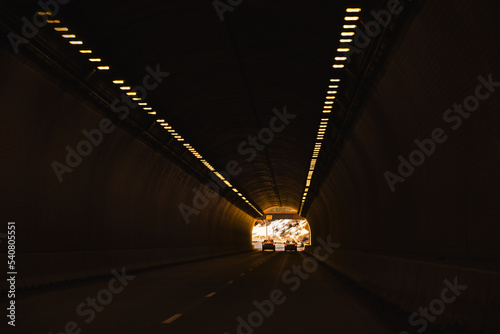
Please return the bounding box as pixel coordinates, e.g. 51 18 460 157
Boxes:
205 292 216 298
163 313 182 324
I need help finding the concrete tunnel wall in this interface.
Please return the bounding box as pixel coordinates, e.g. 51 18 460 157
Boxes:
0 48 255 291
1 1 499 332
306 1 499 332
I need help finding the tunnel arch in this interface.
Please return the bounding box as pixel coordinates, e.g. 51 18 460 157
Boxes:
252 207 311 246
1 1 499 332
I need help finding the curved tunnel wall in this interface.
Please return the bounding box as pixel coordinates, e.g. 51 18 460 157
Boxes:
0 48 255 291
306 1 499 331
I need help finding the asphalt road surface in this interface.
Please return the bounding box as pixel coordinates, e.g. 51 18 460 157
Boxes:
4 249 443 334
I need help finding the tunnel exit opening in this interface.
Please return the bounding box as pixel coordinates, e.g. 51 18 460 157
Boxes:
251 207 311 251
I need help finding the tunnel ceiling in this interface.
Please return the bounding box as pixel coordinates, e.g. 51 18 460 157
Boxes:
1 0 390 215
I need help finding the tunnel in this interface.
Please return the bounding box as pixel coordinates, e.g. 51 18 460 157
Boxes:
1 0 499 333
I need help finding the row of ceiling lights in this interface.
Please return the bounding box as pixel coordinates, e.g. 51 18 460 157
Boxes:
41 12 262 216
298 7 361 216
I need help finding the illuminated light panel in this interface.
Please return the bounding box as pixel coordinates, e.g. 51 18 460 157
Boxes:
325 101 334 104
327 91 337 94
330 79 340 82
337 48 350 52
343 24 357 29
324 106 332 109
340 39 353 43
333 64 345 68
138 103 147 106
326 96 336 99
47 20 60 23
334 57 346 61
55 22 260 216
37 12 52 15
344 16 359 21
346 8 361 12
341 32 355 36
329 85 339 88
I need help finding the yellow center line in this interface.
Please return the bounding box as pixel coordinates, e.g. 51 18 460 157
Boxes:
163 313 182 324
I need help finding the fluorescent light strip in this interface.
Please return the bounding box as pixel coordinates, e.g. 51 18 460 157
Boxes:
56 22 260 216
301 9 363 213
